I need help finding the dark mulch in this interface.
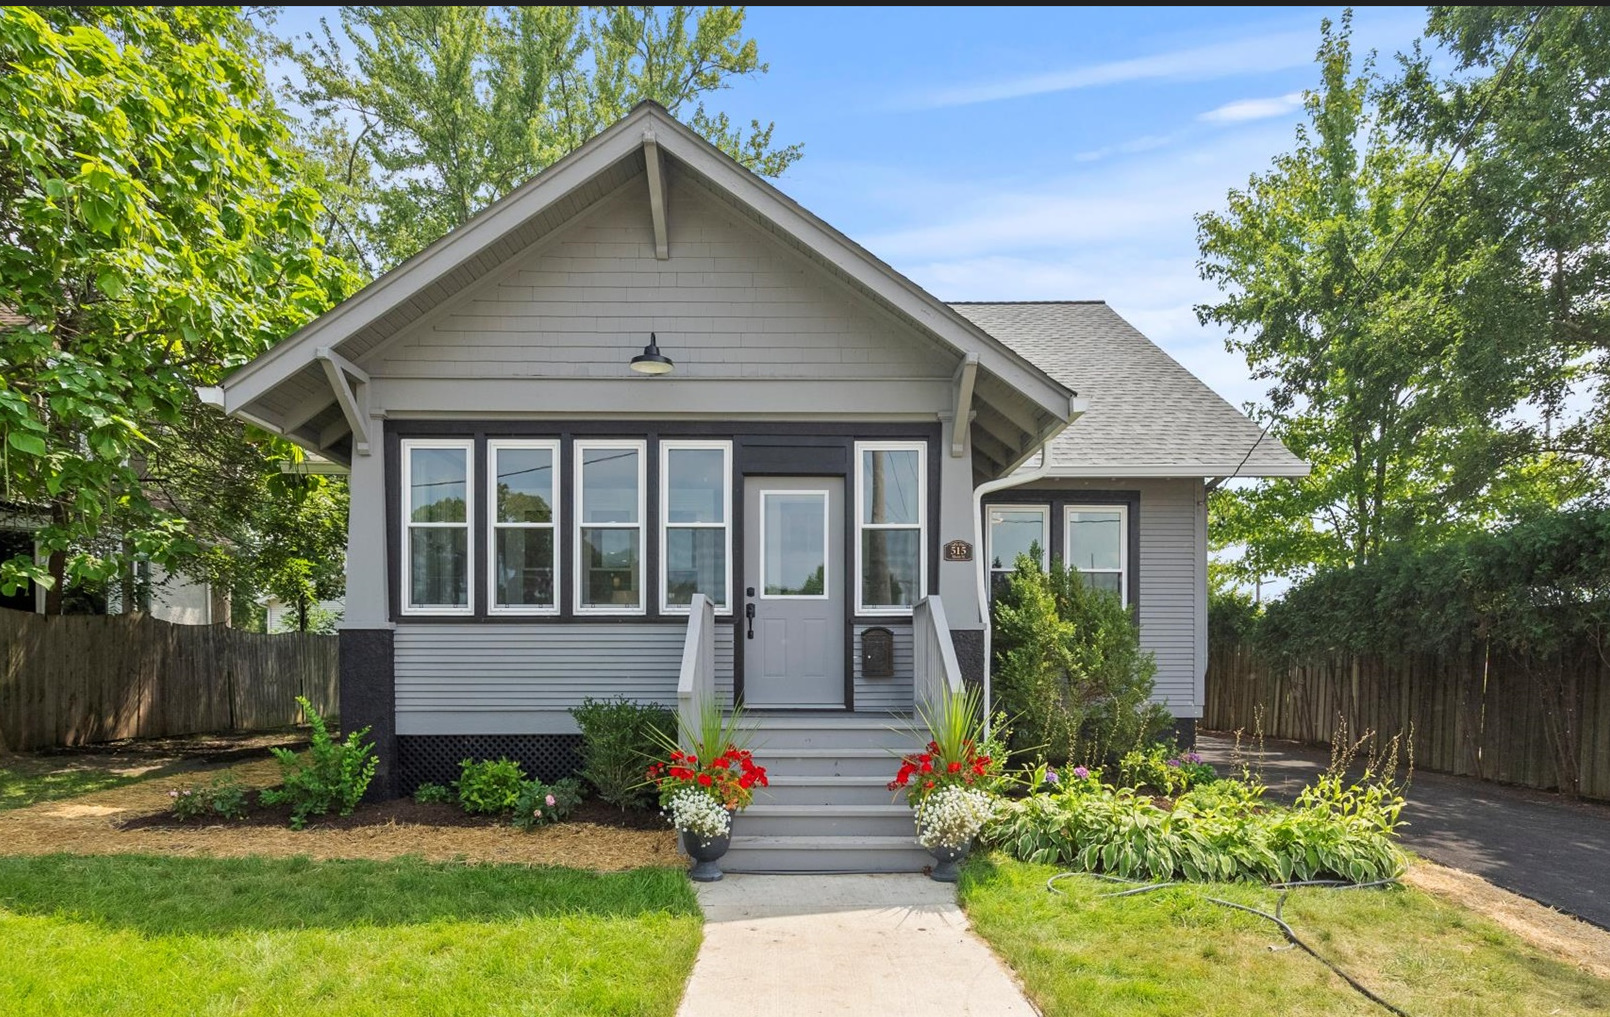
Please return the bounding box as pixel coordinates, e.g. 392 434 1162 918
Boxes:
120 792 669 833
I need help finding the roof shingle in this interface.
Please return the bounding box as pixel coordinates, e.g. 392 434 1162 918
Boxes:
950 301 1307 478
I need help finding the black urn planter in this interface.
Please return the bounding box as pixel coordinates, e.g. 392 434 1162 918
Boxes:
680 827 732 882
927 841 970 883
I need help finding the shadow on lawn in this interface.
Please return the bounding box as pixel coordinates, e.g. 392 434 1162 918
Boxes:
0 854 698 935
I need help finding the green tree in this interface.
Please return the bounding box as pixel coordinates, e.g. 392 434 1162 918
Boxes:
1196 15 1563 583
1391 6 1610 483
286 5 801 272
0 6 357 607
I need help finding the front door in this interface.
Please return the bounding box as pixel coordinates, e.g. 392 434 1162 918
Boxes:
742 477 845 708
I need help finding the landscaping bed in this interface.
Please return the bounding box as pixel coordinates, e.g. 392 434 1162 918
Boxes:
960 854 1610 1017
119 792 670 833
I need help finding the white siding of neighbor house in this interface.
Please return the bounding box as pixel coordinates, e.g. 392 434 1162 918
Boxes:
396 623 736 735
1008 477 1206 719
366 171 952 385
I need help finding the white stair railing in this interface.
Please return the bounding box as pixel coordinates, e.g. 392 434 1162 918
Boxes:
676 592 716 736
912 594 964 714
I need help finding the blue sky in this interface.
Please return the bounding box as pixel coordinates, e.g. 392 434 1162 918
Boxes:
271 5 1431 414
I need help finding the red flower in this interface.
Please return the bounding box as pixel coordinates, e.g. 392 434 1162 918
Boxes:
698 774 713 787
927 741 939 753
886 780 902 791
671 767 694 780
712 758 730 769
947 761 962 774
686 755 697 764
924 780 935 790
757 771 769 787
739 773 755 789
919 753 933 764
919 761 933 774
670 750 685 762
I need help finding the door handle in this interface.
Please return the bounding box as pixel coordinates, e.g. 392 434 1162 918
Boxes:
745 602 755 639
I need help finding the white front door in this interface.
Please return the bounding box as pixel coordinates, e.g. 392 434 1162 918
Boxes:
742 477 845 707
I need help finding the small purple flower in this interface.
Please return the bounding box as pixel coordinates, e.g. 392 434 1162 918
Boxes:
1072 766 1090 780
1166 758 1181 768
545 793 557 807
1186 752 1202 765
1044 770 1060 785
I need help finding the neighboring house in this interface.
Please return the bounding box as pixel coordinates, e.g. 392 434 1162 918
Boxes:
261 592 345 633
206 103 1306 871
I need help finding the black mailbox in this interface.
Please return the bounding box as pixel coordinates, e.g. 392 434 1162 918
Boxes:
861 626 895 679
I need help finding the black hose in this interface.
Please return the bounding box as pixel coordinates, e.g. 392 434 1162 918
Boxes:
1206 891 1412 1017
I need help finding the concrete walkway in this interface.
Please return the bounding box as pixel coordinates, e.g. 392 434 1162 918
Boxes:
1198 732 1610 929
676 874 1038 1017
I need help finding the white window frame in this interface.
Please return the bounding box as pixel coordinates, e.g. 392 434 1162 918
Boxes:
853 440 927 616
487 439 560 616
573 439 648 616
757 489 832 601
660 440 733 614
1064 503 1128 603
986 504 1050 584
400 438 475 617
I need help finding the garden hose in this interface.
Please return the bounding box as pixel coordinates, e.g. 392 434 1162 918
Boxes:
1045 872 1413 1017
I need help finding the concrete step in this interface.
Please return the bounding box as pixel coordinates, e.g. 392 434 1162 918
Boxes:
745 714 920 751
756 747 905 777
722 834 931 874
758 775 902 806
739 803 915 838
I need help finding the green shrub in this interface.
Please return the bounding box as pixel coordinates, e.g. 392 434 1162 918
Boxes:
991 553 1173 766
571 697 673 810
259 698 377 829
1117 743 1217 795
984 771 1405 884
168 772 249 821
412 781 454 805
456 757 527 814
511 777 584 830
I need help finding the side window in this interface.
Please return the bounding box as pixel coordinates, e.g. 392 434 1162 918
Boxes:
855 442 926 614
987 505 1049 598
574 441 645 614
1065 505 1127 601
661 441 732 612
488 441 558 613
402 439 474 614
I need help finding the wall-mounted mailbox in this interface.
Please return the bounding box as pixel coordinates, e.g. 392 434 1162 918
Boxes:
861 626 895 679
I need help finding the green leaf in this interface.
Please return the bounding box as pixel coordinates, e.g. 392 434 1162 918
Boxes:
7 431 47 456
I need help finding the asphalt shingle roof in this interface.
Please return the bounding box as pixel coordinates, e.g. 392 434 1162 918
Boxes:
950 301 1307 478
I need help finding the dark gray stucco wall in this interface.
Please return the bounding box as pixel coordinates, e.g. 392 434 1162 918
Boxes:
340 628 397 801
950 628 984 692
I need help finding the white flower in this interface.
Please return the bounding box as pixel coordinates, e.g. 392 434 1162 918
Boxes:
914 788 995 851
664 788 731 842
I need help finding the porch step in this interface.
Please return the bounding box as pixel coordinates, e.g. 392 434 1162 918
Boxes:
740 803 915 838
758 747 906 777
749 716 919 751
760 775 900 806
722 834 931 875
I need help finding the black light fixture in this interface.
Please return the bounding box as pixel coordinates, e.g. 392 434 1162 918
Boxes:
630 332 674 375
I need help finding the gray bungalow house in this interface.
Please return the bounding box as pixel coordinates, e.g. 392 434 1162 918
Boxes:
207 103 1305 871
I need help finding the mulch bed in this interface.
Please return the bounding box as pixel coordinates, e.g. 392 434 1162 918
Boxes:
120 792 670 833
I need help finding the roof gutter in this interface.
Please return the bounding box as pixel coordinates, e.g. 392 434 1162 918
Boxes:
971 396 1084 730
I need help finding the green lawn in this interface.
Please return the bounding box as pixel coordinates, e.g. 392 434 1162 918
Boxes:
0 762 147 810
0 854 701 1016
960 854 1610 1017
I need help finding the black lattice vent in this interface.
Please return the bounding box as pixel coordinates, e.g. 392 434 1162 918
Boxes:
396 735 584 794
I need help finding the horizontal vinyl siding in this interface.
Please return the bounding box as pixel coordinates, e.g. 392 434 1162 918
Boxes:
1135 481 1202 718
373 176 950 384
853 624 913 713
396 622 736 734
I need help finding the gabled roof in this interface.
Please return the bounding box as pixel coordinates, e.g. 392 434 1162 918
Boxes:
213 103 1076 473
950 301 1308 478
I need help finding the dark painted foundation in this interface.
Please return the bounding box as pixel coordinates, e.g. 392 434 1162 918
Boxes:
339 628 397 801
950 628 985 691
396 735 584 795
1173 717 1197 748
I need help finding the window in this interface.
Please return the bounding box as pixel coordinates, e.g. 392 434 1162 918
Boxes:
987 505 1049 597
760 490 830 598
488 440 558 613
855 441 926 614
402 439 473 614
661 441 732 612
1065 504 1127 600
574 440 645 613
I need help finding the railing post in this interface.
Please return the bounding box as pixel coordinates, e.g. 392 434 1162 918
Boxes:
677 593 714 739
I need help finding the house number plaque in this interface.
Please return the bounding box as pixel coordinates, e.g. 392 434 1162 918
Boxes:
943 539 974 562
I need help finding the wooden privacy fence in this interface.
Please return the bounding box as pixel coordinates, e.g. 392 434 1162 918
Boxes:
0 607 338 751
1204 635 1610 801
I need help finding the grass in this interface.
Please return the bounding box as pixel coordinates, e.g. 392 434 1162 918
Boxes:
0 761 146 810
0 853 701 1016
960 854 1610 1017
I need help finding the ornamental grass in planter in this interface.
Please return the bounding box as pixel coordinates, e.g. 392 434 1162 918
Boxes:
890 687 1006 880
646 701 769 881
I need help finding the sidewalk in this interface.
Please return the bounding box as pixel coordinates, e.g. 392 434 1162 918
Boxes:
676 874 1038 1017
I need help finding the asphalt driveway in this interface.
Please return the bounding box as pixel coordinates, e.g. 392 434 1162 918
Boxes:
1197 732 1610 930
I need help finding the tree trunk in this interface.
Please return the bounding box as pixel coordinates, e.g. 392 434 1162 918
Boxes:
297 594 309 633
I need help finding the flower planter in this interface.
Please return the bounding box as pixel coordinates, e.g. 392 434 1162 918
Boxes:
680 827 732 882
927 841 969 883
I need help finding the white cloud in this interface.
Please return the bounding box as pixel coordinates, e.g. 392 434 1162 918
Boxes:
906 29 1319 109
1198 92 1304 124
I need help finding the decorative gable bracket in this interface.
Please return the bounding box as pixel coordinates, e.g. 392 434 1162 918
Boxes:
316 347 371 456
